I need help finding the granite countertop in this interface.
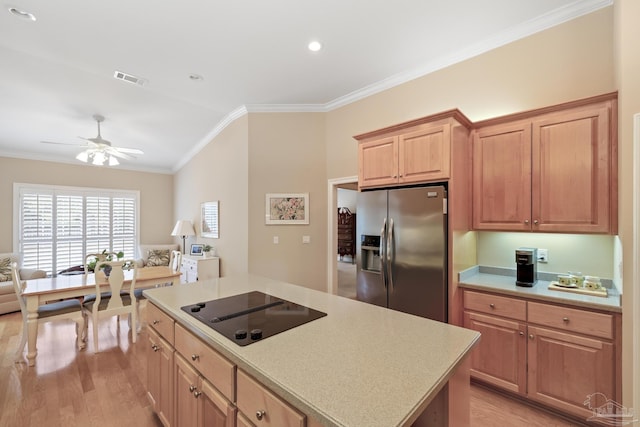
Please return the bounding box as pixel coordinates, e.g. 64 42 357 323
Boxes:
458 266 621 313
144 274 480 427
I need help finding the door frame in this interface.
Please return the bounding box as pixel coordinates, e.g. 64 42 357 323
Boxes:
326 176 358 295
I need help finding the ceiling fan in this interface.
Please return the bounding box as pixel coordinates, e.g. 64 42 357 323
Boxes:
41 114 144 166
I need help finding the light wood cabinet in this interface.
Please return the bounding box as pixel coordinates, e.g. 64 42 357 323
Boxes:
175 353 236 427
355 111 471 190
463 290 620 421
237 369 306 427
472 95 617 233
181 255 220 282
146 304 175 427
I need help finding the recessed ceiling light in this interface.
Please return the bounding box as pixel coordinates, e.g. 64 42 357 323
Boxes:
308 41 322 52
189 74 204 81
8 7 36 21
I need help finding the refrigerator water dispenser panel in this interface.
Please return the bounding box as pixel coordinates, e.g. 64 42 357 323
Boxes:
361 235 381 273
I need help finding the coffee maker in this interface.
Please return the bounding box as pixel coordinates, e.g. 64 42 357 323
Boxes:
515 247 537 287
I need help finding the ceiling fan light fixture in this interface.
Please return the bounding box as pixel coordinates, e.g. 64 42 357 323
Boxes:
108 155 119 166
76 151 89 163
92 151 106 165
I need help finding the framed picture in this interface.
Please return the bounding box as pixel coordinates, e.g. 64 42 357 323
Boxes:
190 244 204 256
201 201 219 238
265 193 309 225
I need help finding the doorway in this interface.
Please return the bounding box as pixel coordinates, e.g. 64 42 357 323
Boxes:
326 176 358 297
336 186 357 298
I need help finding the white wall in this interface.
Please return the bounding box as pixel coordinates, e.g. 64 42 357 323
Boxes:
337 188 357 213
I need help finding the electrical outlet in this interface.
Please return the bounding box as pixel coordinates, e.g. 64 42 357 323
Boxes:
273 236 279 244
538 248 548 263
302 235 311 244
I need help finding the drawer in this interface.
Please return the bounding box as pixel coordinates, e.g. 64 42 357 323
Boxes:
528 301 613 339
463 290 526 321
182 259 197 271
237 369 305 427
175 323 236 401
147 303 175 345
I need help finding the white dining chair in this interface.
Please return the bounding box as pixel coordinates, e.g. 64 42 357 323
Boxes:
82 260 137 353
11 262 86 363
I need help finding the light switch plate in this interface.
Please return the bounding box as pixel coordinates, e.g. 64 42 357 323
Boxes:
273 236 279 244
302 235 310 244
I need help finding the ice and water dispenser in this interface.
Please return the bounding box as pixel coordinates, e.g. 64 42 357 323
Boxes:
360 235 381 272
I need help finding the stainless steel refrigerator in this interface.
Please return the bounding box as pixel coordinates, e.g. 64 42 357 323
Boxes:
356 185 447 322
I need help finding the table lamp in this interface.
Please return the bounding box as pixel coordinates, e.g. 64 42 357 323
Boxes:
171 220 196 254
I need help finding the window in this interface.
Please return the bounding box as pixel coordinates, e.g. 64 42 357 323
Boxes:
15 184 139 276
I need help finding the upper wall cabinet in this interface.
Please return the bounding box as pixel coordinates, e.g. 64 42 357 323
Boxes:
472 93 617 234
355 111 471 190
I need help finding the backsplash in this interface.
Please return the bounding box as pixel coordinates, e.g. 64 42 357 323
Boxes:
476 232 615 279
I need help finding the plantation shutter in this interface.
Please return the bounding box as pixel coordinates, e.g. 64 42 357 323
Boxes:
17 184 139 276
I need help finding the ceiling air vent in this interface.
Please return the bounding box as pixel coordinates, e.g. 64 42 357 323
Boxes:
113 70 147 86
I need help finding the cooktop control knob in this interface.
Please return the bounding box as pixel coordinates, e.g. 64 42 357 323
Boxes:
190 306 200 313
235 329 247 340
250 329 263 340
196 302 206 308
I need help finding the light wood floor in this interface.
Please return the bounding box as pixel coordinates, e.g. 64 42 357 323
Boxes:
1 309 586 426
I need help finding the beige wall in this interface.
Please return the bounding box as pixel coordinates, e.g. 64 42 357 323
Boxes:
614 0 640 411
248 113 327 291
173 116 249 277
0 156 173 253
325 7 614 181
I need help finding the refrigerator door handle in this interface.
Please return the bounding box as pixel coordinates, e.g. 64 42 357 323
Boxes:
388 217 395 291
380 218 387 289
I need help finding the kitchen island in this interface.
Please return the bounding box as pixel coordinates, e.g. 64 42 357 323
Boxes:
144 274 480 427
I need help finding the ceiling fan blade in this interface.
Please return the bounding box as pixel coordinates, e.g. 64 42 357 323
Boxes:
41 140 86 147
105 148 135 160
112 147 144 155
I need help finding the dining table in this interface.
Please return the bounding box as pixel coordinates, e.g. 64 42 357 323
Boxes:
22 266 181 366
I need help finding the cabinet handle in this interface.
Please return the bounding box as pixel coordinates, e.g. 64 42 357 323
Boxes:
191 354 200 361
524 219 529 225
189 385 196 392
533 220 539 225
151 344 159 352
563 317 569 323
529 334 534 340
193 391 202 398
256 410 266 421
519 332 524 336
489 303 495 309
152 320 160 325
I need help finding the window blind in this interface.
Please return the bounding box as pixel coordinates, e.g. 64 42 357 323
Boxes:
16 184 139 276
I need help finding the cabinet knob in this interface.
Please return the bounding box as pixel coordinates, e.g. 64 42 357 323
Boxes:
563 317 569 323
193 391 202 398
489 303 495 309
529 334 534 340
191 354 200 361
256 410 266 421
151 344 159 352
524 219 529 225
189 385 196 392
519 332 524 336
533 220 539 225
152 320 160 325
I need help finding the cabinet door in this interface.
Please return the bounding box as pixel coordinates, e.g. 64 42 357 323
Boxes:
358 136 399 188
463 311 527 394
527 325 615 419
148 327 174 427
198 377 237 427
398 124 450 183
532 104 611 233
175 354 200 427
472 121 532 231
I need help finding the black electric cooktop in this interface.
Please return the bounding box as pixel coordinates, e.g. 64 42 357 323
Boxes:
181 291 327 346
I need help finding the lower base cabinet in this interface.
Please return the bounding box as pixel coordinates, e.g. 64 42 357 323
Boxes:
147 306 175 427
463 290 620 421
175 353 236 427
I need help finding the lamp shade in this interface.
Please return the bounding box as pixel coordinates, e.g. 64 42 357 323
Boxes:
171 220 195 237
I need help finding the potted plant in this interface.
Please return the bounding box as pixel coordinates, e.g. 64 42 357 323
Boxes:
202 244 214 258
88 249 125 276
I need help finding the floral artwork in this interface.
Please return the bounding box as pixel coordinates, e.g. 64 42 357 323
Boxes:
265 193 309 224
